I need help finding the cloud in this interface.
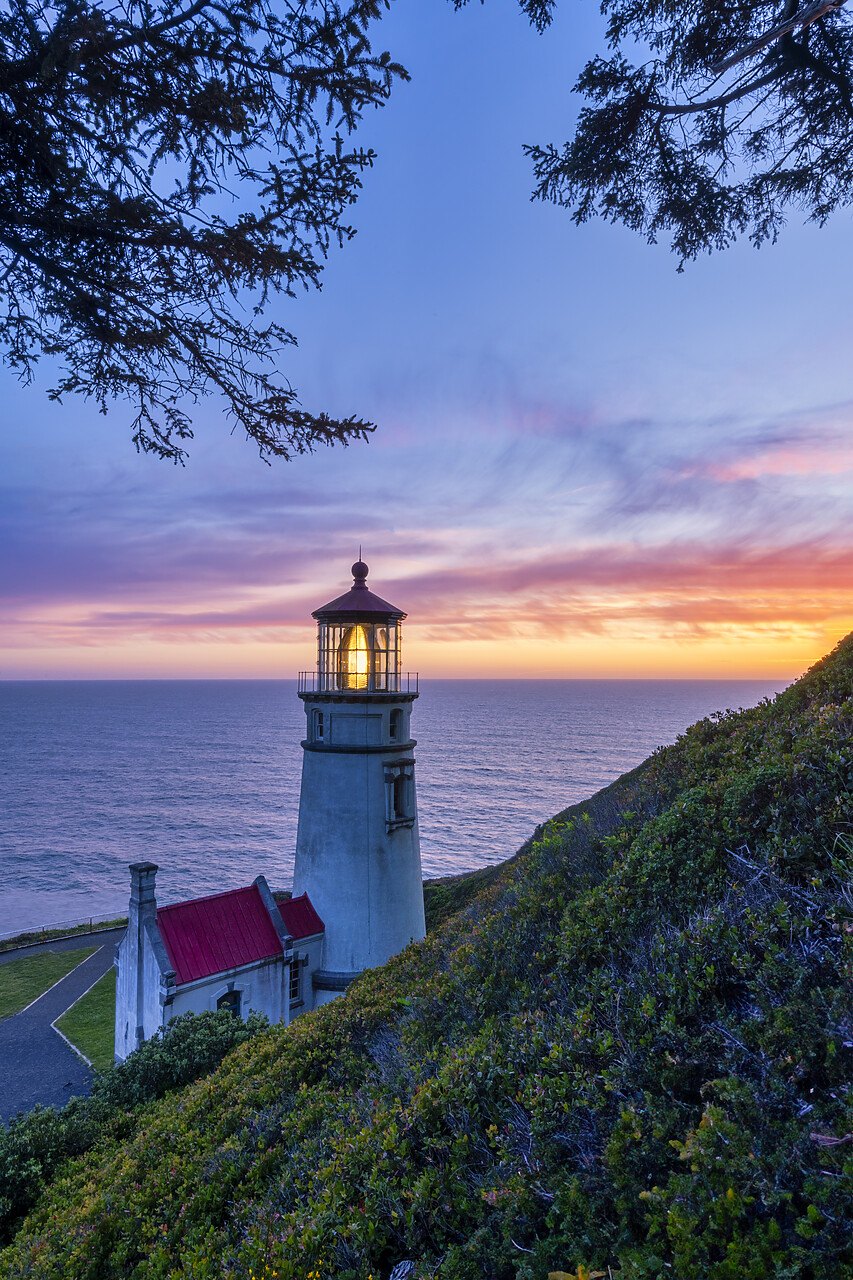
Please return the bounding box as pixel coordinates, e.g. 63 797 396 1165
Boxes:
2 391 852 670
671 405 853 482
3 533 849 655
709 442 853 482
0 477 428 604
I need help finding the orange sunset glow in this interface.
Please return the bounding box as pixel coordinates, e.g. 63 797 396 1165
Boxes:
2 528 850 680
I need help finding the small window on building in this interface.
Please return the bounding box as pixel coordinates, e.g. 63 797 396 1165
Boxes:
217 989 241 1017
289 960 301 1003
314 709 324 741
384 762 415 831
389 708 403 742
393 772 407 818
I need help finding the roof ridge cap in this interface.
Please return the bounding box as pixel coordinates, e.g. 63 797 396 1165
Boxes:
158 883 257 913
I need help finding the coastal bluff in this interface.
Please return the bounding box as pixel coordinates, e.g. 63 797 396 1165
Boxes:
1 633 851 1280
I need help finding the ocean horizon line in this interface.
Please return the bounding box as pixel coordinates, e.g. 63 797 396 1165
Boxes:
0 674 795 684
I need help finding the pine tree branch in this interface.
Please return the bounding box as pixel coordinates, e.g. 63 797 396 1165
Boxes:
656 69 781 116
710 0 849 74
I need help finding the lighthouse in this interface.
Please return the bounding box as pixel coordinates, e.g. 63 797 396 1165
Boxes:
292 559 425 1002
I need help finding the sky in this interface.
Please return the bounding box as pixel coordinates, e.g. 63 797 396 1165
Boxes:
1 0 852 681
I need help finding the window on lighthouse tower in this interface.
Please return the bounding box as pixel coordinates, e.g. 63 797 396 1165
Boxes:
385 762 415 830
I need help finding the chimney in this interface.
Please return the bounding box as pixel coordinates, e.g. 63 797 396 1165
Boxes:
129 862 158 1047
129 861 158 922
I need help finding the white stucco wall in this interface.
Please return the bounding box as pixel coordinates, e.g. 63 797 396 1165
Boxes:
114 926 135 1062
144 919 167 1035
293 693 426 976
167 952 287 1023
114 915 175 1060
291 932 324 1011
118 942 324 1062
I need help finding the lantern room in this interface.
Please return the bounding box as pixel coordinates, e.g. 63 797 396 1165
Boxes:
307 559 408 694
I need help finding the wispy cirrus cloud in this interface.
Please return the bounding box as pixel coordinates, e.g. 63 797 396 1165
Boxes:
1 393 851 674
708 440 853 482
3 535 849 652
389 537 853 636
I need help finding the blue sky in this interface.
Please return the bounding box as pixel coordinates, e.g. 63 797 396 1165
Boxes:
1 0 852 679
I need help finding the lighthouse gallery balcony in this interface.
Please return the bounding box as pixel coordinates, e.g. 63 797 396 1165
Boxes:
298 669 418 696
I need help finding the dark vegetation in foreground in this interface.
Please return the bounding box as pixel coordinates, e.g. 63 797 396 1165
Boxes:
2 637 852 1279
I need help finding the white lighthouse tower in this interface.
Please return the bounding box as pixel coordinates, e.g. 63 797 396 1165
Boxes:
292 559 425 1002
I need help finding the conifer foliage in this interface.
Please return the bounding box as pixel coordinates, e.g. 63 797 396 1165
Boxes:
0 0 405 459
524 0 853 261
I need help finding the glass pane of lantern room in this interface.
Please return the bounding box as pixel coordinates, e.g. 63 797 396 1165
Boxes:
338 623 369 690
374 626 388 690
316 623 325 689
388 623 399 689
334 628 344 690
319 624 334 690
333 626 343 672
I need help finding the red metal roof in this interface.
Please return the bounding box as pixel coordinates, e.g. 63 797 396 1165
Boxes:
279 893 325 939
313 560 406 621
158 885 283 985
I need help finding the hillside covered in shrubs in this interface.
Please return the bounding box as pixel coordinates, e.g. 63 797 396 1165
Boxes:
2 636 852 1279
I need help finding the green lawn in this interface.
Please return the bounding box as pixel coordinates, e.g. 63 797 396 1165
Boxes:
55 968 116 1072
0 948 98 1022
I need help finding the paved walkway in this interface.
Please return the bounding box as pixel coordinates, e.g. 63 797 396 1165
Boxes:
0 930 125 1126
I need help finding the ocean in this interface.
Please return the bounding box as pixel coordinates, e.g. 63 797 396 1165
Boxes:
0 678 787 934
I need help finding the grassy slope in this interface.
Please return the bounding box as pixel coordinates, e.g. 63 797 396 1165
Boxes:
0 922 127 955
0 948 97 1021
422 761 651 935
55 968 117 1072
3 638 852 1280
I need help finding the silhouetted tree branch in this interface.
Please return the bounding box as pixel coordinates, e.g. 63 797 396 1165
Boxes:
521 0 853 262
0 0 407 460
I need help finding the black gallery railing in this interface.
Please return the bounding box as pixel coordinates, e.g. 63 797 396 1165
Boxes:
297 671 419 695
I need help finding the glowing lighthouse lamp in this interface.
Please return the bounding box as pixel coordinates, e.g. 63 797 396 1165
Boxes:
293 559 425 1001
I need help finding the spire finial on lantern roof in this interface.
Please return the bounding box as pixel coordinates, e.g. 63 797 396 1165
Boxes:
312 560 405 621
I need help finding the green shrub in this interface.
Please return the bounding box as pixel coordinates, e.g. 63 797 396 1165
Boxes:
0 1009 268 1245
0 1096 112 1244
90 1007 269 1111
